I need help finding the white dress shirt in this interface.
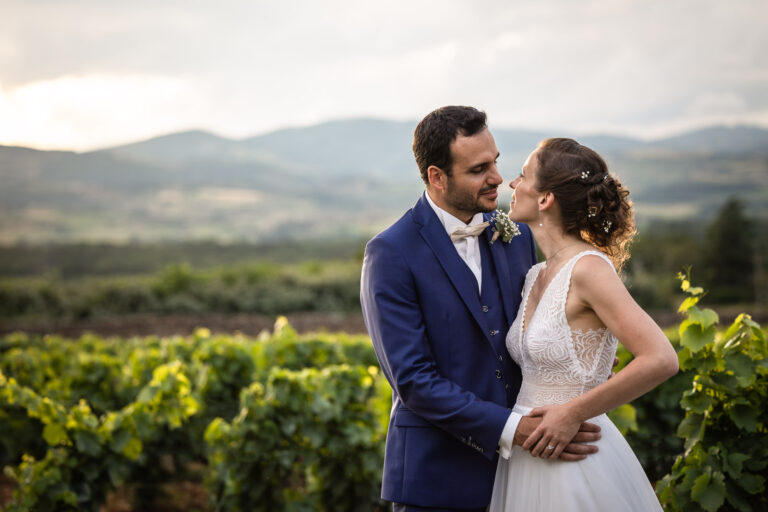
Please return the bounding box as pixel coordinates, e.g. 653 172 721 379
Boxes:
424 191 485 292
424 191 521 458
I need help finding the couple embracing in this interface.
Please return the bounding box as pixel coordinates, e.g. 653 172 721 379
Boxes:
360 106 679 511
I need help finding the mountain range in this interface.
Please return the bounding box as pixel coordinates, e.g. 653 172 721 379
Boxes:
1 120 767 244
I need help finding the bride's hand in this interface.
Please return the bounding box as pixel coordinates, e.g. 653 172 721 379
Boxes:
521 404 583 459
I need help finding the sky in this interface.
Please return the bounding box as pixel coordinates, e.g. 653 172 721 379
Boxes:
1 0 767 152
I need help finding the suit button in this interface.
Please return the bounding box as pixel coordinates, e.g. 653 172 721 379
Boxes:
490 329 499 337
495 370 502 379
482 305 489 313
505 384 510 390
498 355 503 362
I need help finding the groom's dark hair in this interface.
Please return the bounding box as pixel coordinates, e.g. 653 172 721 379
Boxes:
413 106 487 185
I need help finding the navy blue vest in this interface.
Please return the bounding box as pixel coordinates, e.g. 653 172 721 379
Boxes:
478 236 521 407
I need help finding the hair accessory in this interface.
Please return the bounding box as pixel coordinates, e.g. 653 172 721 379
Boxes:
581 170 590 180
603 174 610 182
587 205 599 218
603 219 613 233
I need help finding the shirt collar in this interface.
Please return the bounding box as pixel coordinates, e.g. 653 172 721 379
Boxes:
424 191 485 237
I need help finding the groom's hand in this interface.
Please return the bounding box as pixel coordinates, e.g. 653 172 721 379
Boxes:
513 416 600 461
608 356 620 378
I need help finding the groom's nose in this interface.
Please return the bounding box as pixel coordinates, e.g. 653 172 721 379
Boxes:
487 164 503 186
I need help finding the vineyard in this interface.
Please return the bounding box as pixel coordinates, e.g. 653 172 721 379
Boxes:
0 277 766 511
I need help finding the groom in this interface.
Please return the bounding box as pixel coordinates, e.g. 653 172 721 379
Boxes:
360 106 600 511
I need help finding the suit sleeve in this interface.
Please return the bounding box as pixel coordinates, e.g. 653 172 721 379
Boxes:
360 235 511 460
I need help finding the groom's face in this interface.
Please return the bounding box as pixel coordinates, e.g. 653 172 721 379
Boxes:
440 128 502 222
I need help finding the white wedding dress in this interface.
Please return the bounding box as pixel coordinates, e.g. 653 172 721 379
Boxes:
489 250 662 511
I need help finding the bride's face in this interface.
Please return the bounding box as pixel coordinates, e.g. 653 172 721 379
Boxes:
508 148 541 223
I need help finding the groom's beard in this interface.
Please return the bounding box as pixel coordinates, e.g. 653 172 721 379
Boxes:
444 181 498 215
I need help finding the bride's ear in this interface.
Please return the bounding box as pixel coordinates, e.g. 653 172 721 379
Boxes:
538 191 555 212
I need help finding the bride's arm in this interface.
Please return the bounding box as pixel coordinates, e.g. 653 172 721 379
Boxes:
522 255 679 458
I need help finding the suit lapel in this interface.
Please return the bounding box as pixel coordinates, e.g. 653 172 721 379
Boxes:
483 223 519 326
413 195 488 336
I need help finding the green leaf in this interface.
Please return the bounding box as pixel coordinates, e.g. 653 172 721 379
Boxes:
725 352 755 387
54 490 79 506
656 474 674 502
122 437 143 460
607 404 637 435
74 430 102 456
680 390 716 414
706 373 740 393
133 411 152 438
729 404 758 431
680 464 703 492
687 306 719 329
678 296 700 313
724 452 750 478
691 471 726 511
110 428 131 453
678 318 692 339
742 315 760 329
108 462 131 486
680 323 715 353
721 318 743 344
725 481 753 512
737 473 765 494
677 413 705 450
677 346 693 371
42 423 68 446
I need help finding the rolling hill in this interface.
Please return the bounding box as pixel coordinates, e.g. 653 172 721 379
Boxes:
1 120 766 244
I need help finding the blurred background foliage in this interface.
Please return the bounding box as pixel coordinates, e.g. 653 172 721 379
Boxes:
1 197 765 328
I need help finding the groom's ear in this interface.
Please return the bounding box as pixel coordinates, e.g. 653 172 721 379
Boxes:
427 165 447 191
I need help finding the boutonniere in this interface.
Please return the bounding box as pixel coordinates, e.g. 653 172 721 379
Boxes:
489 209 521 244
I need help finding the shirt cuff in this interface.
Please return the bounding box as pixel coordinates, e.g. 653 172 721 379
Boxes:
498 410 522 460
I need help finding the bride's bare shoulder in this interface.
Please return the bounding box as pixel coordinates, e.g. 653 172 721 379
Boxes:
571 253 620 290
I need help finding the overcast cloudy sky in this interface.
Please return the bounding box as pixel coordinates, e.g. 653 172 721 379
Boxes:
1 0 766 151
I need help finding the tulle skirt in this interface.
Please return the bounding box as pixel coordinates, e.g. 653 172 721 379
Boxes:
489 405 662 511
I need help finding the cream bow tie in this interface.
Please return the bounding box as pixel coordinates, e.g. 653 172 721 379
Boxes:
450 221 490 242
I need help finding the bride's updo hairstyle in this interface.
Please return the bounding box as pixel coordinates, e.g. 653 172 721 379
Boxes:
535 138 635 271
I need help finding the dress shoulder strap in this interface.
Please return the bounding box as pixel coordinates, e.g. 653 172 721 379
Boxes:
564 250 615 278
523 262 545 293
554 250 616 310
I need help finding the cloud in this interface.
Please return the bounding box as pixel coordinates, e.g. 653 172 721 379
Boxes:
0 74 209 151
0 0 767 148
686 92 747 116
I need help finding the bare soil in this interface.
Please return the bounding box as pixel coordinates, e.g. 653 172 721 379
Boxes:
2 307 765 339
0 312 369 338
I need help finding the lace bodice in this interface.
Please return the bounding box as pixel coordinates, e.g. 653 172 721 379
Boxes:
506 250 618 407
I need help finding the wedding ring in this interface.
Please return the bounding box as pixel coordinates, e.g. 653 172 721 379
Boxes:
547 445 555 451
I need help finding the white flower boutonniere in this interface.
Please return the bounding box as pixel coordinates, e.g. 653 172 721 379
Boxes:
489 209 521 244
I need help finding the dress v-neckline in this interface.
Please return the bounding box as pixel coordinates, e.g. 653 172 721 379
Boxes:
519 251 589 338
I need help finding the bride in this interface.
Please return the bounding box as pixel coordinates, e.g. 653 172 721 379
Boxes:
490 138 678 511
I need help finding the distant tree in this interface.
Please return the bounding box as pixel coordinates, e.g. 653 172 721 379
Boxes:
702 197 754 303
753 218 768 305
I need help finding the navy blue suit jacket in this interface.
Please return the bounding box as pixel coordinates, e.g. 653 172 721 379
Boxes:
360 194 537 508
